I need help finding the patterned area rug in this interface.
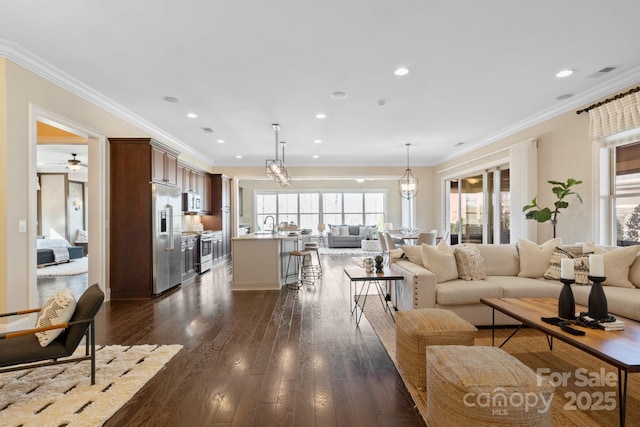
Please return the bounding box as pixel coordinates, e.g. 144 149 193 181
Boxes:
362 301 640 426
37 257 88 277
0 344 182 426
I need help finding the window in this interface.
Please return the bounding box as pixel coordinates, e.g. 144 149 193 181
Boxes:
611 141 640 246
255 191 385 231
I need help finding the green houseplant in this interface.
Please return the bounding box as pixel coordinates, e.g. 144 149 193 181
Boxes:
522 178 583 238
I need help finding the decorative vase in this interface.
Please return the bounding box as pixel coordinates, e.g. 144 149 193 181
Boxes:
587 275 608 320
375 262 383 273
558 278 575 319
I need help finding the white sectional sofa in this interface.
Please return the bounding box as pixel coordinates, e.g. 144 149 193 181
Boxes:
390 240 640 326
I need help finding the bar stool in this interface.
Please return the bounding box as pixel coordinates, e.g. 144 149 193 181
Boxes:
303 242 323 278
285 250 316 289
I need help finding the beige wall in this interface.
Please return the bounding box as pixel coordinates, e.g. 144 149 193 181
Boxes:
0 59 7 314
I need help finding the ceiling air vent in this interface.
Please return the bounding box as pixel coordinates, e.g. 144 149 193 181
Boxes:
202 127 215 133
588 66 617 78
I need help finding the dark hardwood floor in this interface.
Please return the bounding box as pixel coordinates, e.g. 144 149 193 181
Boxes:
89 256 425 426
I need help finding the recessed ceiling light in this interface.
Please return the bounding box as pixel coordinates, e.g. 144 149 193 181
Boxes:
217 139 225 144
202 127 214 133
235 155 243 159
556 69 573 78
186 113 198 118
312 155 319 159
356 179 365 183
377 99 387 107
454 142 465 147
331 91 347 99
163 96 180 103
556 94 573 101
314 139 322 144
316 113 327 119
394 67 410 76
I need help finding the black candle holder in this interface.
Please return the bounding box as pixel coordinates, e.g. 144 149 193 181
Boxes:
558 278 576 319
587 275 608 321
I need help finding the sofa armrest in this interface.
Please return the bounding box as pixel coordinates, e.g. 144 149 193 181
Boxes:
390 260 437 310
327 232 335 246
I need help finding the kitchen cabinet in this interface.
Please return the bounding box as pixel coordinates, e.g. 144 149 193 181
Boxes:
151 145 178 186
109 138 181 299
182 235 198 281
210 174 231 260
201 174 212 214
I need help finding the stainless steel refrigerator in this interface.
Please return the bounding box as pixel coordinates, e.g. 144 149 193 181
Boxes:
151 183 182 294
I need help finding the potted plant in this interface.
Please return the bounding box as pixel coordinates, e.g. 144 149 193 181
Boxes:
374 255 384 273
522 178 583 238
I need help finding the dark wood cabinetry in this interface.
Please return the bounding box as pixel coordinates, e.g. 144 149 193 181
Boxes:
179 163 212 214
109 138 181 299
151 145 178 186
182 235 198 281
210 174 231 260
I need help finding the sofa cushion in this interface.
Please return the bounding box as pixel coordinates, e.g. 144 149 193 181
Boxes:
472 244 520 276
454 245 486 281
501 279 562 299
436 277 504 306
583 243 640 288
544 247 590 285
332 235 360 242
517 238 561 278
421 241 458 283
330 225 341 236
572 284 640 321
629 256 640 289
402 245 424 266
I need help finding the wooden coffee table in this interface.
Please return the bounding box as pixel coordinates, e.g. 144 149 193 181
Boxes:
481 297 640 427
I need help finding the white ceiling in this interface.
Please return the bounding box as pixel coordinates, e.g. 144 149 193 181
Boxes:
3 1 640 168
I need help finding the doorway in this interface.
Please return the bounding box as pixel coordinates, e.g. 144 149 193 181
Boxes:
29 106 108 307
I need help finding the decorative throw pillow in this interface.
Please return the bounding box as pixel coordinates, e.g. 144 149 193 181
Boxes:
454 245 486 281
339 225 350 236
330 225 341 236
76 229 88 242
401 245 424 266
35 288 76 347
389 248 404 260
583 243 640 288
543 247 590 285
421 241 458 283
517 238 562 278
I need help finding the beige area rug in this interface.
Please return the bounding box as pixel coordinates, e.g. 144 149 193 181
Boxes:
361 301 640 427
0 344 182 427
37 257 88 277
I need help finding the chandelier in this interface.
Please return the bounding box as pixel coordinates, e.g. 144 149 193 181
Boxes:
398 143 418 199
266 124 292 187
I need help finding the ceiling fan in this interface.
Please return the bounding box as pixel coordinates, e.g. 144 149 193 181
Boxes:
67 153 88 171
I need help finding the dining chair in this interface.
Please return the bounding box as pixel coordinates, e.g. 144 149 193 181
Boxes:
417 232 437 246
384 232 400 250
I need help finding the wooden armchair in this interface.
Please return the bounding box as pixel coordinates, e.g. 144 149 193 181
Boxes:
0 284 104 384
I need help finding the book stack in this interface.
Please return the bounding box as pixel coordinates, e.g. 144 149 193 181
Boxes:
583 315 625 331
601 319 625 331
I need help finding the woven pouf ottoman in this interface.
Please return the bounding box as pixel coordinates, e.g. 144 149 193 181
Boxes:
396 308 477 390
426 345 555 427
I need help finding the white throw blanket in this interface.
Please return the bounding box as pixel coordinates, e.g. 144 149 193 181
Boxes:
52 247 70 263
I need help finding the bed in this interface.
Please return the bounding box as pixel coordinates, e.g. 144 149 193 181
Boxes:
37 239 85 266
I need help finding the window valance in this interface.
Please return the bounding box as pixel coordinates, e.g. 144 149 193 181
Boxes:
588 90 640 141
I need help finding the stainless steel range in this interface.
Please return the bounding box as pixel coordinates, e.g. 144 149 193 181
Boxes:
199 230 214 273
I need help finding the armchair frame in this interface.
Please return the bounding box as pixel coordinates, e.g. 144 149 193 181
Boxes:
0 284 103 385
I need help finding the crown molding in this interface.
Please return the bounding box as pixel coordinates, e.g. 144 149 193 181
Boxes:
0 38 213 164
437 65 640 165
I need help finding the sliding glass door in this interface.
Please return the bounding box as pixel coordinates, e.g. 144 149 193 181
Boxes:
447 167 510 244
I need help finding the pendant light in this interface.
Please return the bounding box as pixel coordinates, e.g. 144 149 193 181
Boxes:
398 143 418 199
266 124 291 187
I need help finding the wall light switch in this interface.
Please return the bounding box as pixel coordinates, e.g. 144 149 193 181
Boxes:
18 220 27 233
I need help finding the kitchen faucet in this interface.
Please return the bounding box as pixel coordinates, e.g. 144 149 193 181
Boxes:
263 215 276 233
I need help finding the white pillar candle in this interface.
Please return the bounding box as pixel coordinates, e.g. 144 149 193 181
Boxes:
589 254 605 277
560 258 575 280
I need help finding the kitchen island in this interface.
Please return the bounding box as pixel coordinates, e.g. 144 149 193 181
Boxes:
231 232 302 290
